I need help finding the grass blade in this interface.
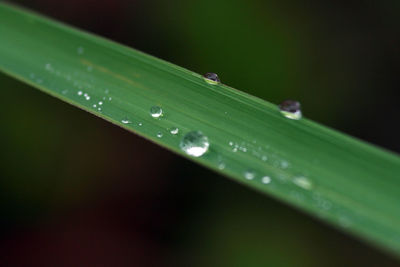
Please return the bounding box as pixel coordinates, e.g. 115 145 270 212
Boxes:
1 2 400 256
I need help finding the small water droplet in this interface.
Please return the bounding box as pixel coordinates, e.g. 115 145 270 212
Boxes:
261 176 271 184
61 89 68 95
244 170 255 180
108 97 112 101
293 176 313 190
150 106 163 118
97 107 102 111
104 89 109 94
93 104 97 108
218 162 226 170
77 91 83 96
138 122 143 126
85 96 90 100
77 46 84 55
261 155 268 161
180 131 209 157
203 72 220 85
156 132 163 138
279 100 302 120
229 141 234 146
98 101 103 105
121 118 131 124
45 63 52 71
170 127 179 135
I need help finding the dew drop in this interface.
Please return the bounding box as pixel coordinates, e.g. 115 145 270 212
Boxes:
218 162 226 170
261 176 271 184
170 127 179 135
138 122 143 126
244 170 255 180
121 118 131 124
77 91 83 96
93 104 97 108
61 89 68 95
203 72 220 85
279 100 302 120
45 63 52 71
180 131 209 157
98 101 103 105
156 132 163 138
293 176 313 190
150 106 163 118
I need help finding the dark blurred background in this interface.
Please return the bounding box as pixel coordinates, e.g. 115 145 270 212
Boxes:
1 0 400 266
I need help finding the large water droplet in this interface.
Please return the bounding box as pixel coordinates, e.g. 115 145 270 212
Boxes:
150 106 163 118
180 131 209 157
203 72 220 85
170 127 179 135
293 176 313 190
279 100 302 120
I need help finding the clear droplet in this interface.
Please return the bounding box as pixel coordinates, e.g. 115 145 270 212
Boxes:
98 101 103 105
244 170 255 180
279 100 302 120
170 127 179 135
138 122 143 126
45 63 52 71
150 106 163 118
180 131 209 157
203 72 220 85
261 176 271 184
293 176 313 190
77 91 83 96
121 118 131 124
218 162 226 170
156 132 163 138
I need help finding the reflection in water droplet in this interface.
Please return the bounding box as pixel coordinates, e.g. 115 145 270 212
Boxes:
180 131 209 157
157 132 163 138
77 91 83 96
279 100 302 120
293 176 313 190
244 170 255 180
203 72 220 85
150 106 163 118
98 101 103 105
170 127 179 135
261 176 271 184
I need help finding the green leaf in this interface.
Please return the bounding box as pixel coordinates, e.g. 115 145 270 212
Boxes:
1 2 400 256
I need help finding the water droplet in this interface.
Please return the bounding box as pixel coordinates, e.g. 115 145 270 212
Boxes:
93 104 97 108
180 131 209 157
261 155 268 161
229 141 234 146
121 118 131 124
156 132 163 138
279 100 302 120
203 72 220 85
218 162 226 170
261 176 271 184
77 46 84 55
45 63 52 71
138 122 143 126
104 89 109 94
98 101 103 105
170 127 179 135
77 91 83 96
108 97 112 101
150 106 163 118
293 176 313 190
244 170 255 180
